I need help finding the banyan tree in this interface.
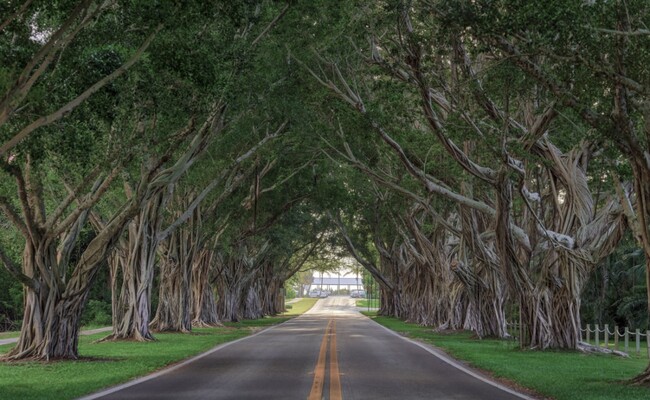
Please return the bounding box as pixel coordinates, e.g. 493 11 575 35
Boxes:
304 3 631 350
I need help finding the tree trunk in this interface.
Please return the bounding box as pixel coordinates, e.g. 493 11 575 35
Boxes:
215 244 269 322
6 234 105 360
270 285 285 315
632 363 650 385
7 285 89 360
191 249 220 327
625 164 650 383
5 243 90 360
151 258 192 332
217 283 244 322
242 284 263 320
458 177 508 339
266 278 286 315
255 263 285 316
378 278 404 318
104 207 160 341
151 227 193 333
215 256 247 323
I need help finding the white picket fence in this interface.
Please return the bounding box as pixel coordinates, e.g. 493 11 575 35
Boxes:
582 324 650 357
506 322 650 358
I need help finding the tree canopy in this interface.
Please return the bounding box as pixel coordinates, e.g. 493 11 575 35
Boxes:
1 0 650 385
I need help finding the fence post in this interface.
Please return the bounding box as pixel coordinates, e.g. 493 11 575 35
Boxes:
605 324 609 348
614 326 619 351
586 324 591 344
595 324 600 348
647 331 650 359
625 328 629 353
636 329 641 355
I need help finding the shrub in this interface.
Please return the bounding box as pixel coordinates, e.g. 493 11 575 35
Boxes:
285 286 297 299
81 300 112 326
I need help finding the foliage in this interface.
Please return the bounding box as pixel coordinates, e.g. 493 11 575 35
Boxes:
80 300 112 327
1 0 650 387
0 268 22 326
284 286 296 299
582 241 648 330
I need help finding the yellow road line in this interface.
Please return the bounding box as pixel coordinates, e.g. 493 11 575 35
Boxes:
329 319 342 400
308 319 332 400
308 319 343 400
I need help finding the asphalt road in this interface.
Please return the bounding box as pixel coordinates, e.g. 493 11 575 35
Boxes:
81 296 532 400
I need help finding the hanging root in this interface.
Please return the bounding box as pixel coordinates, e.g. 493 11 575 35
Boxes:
95 332 156 343
191 320 223 328
1 344 37 361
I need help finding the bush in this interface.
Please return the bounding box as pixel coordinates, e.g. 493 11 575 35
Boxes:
81 300 112 326
285 286 297 299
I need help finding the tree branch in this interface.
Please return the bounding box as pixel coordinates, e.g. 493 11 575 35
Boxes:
0 196 29 238
46 165 103 231
0 245 35 289
0 0 34 32
0 24 162 156
329 212 394 290
52 166 121 237
0 0 98 125
251 3 290 47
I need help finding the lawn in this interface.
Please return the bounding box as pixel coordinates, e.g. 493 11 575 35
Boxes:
0 298 317 400
364 312 650 400
355 298 380 308
283 297 318 315
0 331 20 340
0 324 110 341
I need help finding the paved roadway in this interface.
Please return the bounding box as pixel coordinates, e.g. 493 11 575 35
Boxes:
81 296 533 400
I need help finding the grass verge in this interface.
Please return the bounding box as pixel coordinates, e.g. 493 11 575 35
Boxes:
363 312 650 400
283 298 318 315
0 331 20 340
355 299 380 308
0 298 317 400
0 324 109 341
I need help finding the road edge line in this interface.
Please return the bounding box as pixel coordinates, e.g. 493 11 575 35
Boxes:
77 320 292 400
360 313 536 400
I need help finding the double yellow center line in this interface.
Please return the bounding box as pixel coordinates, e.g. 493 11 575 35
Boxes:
308 319 342 400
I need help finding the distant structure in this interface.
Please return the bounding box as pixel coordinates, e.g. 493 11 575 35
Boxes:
310 276 363 292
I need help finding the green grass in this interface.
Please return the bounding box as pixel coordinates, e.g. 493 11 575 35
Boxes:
0 331 20 340
0 324 109 340
283 298 318 315
0 327 252 399
364 312 650 400
78 324 111 331
355 298 380 308
0 299 318 400
581 337 650 357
